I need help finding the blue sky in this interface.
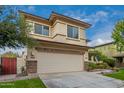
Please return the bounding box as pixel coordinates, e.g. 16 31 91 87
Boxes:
1 5 124 55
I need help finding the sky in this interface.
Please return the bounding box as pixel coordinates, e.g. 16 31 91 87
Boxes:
1 5 124 54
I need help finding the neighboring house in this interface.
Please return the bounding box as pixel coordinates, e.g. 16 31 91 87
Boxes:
88 42 124 64
89 42 117 57
20 11 91 74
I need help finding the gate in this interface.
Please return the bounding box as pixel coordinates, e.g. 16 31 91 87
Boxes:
1 57 16 75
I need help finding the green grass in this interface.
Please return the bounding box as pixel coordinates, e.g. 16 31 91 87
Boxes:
105 69 124 80
0 78 46 88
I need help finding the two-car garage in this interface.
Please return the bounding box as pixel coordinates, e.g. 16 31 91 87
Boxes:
27 41 87 74
36 51 84 73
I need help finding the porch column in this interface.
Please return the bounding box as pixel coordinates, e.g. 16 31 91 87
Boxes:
91 56 94 62
123 57 124 63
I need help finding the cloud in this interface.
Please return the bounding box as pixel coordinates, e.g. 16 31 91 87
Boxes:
88 23 114 47
64 10 114 47
84 11 109 27
87 9 124 47
28 6 36 12
64 10 85 21
104 7 124 18
88 38 113 47
111 10 124 17
64 10 109 27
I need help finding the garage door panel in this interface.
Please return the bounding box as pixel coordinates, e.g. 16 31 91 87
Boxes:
36 52 84 73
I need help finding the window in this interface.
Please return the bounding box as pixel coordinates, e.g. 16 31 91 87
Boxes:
67 25 78 39
35 23 49 36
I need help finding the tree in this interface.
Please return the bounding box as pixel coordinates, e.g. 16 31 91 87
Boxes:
1 51 17 58
112 19 124 52
0 6 38 49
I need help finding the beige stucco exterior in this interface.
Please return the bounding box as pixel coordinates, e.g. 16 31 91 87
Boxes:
27 19 87 46
20 11 91 73
17 57 26 74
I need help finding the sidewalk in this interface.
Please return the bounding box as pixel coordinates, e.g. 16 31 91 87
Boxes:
0 74 39 82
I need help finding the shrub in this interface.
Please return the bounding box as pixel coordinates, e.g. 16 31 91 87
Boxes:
94 50 116 68
87 63 97 71
102 57 116 68
94 51 107 61
86 62 110 71
96 63 109 69
105 58 115 68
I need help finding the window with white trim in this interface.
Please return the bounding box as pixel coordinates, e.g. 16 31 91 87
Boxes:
35 23 49 36
67 25 78 39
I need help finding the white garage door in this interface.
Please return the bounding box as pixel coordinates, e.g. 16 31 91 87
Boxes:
36 51 84 73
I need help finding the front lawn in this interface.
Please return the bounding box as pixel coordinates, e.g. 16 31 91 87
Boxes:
0 78 46 88
104 69 124 80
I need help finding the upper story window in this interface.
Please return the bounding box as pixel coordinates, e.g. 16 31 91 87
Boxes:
35 23 49 36
67 25 78 39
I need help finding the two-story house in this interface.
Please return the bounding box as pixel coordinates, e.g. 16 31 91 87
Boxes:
20 11 91 74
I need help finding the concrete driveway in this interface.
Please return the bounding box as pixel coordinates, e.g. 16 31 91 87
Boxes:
39 71 124 88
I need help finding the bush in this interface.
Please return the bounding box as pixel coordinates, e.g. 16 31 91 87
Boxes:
86 62 110 71
94 51 107 61
88 50 116 70
87 63 97 71
96 63 109 69
104 58 115 68
94 50 116 68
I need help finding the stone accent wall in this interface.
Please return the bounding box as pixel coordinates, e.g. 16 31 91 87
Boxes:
17 58 26 74
26 60 37 73
84 62 89 71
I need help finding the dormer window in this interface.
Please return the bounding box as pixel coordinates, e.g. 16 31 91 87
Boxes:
67 25 78 39
35 23 49 36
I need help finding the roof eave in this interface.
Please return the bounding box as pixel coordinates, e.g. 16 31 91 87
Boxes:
49 11 91 28
18 10 49 21
19 10 91 28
